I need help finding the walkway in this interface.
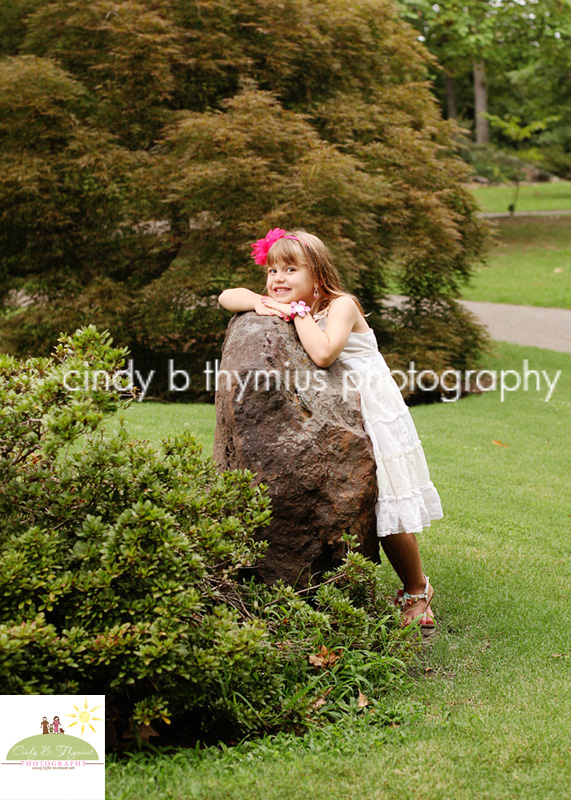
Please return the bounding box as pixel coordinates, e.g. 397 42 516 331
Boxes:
459 299 571 354
478 209 571 219
386 296 571 353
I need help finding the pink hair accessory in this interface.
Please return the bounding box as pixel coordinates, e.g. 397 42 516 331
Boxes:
251 228 300 265
290 300 310 319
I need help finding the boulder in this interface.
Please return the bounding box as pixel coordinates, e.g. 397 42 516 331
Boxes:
213 312 379 586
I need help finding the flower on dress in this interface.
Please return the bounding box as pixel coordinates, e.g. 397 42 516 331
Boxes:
251 228 288 265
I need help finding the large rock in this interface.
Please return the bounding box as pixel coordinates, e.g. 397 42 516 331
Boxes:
213 313 379 585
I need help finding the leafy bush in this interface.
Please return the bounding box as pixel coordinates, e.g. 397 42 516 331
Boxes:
520 143 571 181
0 327 415 746
462 143 528 183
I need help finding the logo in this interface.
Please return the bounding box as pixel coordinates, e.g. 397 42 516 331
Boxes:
0 695 105 800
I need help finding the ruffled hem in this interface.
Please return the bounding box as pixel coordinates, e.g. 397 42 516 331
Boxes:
360 395 444 536
376 483 443 536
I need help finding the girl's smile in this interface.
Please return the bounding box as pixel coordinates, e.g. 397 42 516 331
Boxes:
266 263 314 304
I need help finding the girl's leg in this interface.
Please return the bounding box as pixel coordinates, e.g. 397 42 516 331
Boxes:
380 537 406 584
380 532 434 625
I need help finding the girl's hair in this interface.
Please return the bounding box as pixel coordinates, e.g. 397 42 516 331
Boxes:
265 229 365 317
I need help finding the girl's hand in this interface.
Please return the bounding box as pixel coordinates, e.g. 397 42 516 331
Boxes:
254 295 291 321
260 296 293 320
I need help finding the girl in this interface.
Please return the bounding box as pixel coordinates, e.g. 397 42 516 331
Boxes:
218 228 443 628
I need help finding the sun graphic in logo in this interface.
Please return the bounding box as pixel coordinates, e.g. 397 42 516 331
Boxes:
66 698 103 736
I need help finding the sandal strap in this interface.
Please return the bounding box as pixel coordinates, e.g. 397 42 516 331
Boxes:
399 576 430 609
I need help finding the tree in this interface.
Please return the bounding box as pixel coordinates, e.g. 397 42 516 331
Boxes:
0 0 45 56
400 1 570 134
1 0 491 395
0 55 159 355
22 0 185 149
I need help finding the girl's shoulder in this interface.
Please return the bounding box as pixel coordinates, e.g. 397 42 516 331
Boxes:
324 295 369 332
329 293 357 307
318 294 359 316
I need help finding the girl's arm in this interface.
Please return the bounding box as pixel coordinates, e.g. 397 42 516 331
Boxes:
218 288 290 319
262 295 361 368
218 288 261 312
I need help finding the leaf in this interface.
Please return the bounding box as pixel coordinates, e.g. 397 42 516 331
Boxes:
309 687 333 711
138 722 160 743
492 440 509 447
308 645 341 668
357 690 369 708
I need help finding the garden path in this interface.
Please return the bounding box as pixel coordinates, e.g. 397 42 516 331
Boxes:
386 296 571 353
478 209 571 218
460 299 571 353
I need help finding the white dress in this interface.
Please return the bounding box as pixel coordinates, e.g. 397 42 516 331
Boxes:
317 314 443 537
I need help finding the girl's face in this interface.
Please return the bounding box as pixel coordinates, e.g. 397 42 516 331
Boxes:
266 261 314 305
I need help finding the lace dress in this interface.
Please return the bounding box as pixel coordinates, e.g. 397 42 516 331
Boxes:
317 315 443 537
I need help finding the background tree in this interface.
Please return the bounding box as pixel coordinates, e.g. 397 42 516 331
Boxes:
0 0 490 398
22 0 184 149
399 0 571 174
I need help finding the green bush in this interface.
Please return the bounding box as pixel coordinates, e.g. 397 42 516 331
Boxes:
0 327 415 746
520 143 571 181
462 143 528 183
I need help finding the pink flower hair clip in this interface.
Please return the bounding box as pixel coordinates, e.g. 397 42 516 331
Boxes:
251 228 300 265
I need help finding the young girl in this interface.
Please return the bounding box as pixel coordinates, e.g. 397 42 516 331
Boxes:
218 228 443 628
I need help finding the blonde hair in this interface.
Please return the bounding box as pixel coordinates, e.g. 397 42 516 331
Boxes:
265 229 365 317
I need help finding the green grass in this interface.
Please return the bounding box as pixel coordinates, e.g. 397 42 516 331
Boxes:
107 342 571 800
105 401 216 453
459 216 571 309
470 180 571 214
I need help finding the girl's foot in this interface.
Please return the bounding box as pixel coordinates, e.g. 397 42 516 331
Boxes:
395 588 434 621
393 593 435 625
395 577 435 629
421 601 436 629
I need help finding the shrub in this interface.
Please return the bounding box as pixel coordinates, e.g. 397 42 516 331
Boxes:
378 298 492 401
463 143 527 183
0 327 415 746
520 143 571 181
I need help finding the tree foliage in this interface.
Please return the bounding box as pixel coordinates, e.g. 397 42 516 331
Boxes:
399 0 571 174
0 0 491 395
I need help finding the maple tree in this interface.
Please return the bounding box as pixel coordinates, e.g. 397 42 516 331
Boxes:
0 0 490 390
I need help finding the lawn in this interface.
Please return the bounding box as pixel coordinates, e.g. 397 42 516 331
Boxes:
470 180 571 214
106 341 571 800
105 401 217 453
459 216 571 309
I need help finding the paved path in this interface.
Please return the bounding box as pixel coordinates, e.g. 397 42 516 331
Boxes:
459 299 571 353
478 209 571 219
387 296 571 353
